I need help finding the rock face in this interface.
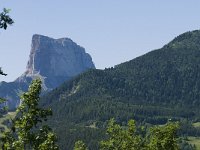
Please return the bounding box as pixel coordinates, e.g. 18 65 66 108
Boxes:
17 34 95 89
0 34 95 109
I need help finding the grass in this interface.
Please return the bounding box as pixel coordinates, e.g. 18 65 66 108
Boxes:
193 122 200 128
188 136 200 150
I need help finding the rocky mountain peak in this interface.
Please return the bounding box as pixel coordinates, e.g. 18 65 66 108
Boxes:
0 34 95 109
26 34 95 77
17 34 95 89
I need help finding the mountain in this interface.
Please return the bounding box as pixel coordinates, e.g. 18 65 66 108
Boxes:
40 30 200 149
0 34 95 110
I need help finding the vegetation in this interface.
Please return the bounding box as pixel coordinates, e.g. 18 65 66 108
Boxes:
0 98 7 115
187 137 200 150
0 7 14 114
1 79 59 150
193 122 200 128
74 141 88 150
74 118 180 150
100 119 143 150
0 8 14 30
38 30 200 149
0 3 198 149
0 112 16 133
0 8 59 149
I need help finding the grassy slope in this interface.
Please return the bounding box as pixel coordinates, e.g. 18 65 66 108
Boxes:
193 122 200 128
188 137 200 150
190 122 200 149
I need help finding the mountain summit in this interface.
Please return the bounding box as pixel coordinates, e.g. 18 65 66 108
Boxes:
17 34 95 89
0 34 95 109
39 30 200 149
166 30 200 49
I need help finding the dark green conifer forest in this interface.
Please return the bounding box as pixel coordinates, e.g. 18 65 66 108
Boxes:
0 7 200 150
39 30 200 149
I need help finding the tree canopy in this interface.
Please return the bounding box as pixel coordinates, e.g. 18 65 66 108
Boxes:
1 79 59 150
74 118 180 150
0 8 14 76
0 8 14 30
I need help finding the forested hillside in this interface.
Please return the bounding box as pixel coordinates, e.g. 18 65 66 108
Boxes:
40 30 200 149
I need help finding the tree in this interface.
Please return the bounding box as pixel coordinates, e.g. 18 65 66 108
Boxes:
0 8 13 111
74 119 180 150
100 118 143 150
74 140 88 150
0 8 14 76
0 98 8 114
1 79 59 150
0 8 14 30
0 68 7 76
148 122 180 150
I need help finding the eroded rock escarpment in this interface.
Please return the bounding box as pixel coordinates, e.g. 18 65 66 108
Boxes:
0 34 95 109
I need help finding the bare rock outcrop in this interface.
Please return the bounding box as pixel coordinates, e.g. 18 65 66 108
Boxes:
0 34 95 109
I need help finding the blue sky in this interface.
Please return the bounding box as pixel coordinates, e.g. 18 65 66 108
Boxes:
0 0 200 82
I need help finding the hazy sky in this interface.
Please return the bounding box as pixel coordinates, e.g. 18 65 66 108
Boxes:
0 0 200 82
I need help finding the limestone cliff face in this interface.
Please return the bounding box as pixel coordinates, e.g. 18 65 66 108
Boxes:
0 34 95 109
17 34 95 89
27 35 94 78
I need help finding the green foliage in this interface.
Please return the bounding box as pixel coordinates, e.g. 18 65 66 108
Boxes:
74 141 88 150
100 119 143 150
37 30 200 149
148 122 180 150
74 119 180 150
0 7 13 114
0 77 8 114
0 98 7 114
0 68 7 76
1 79 59 150
0 8 14 30
179 138 196 150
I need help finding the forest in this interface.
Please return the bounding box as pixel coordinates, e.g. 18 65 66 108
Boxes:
1 7 200 150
